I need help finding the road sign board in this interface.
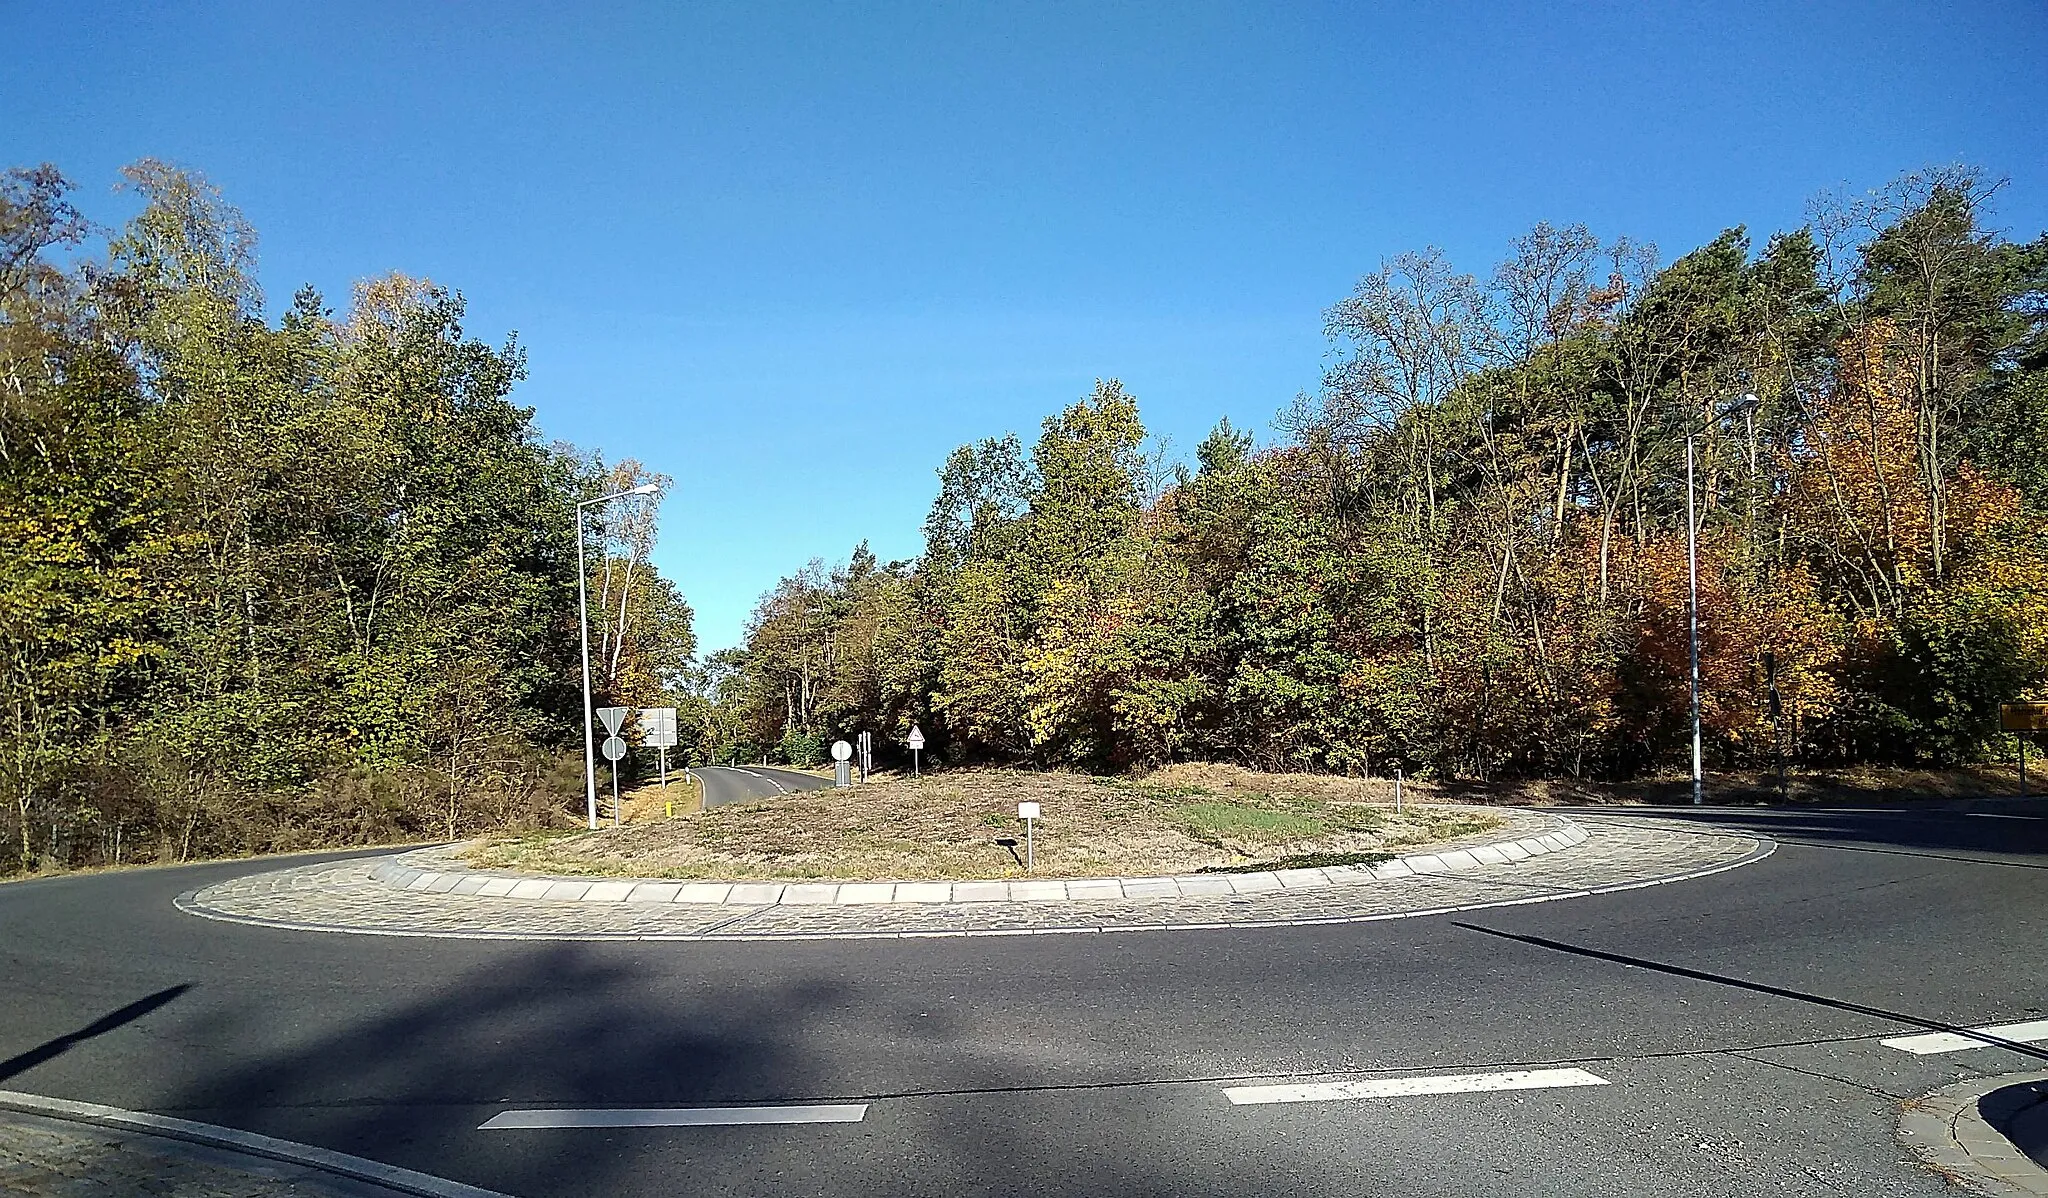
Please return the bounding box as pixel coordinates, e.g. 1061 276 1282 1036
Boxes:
1018 801 1040 820
831 740 853 762
596 706 630 736
601 735 628 762
907 726 925 750
638 707 678 748
2002 702 2048 732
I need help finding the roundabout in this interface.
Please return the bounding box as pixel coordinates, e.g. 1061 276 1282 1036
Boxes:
1 802 2041 1198
173 810 1767 940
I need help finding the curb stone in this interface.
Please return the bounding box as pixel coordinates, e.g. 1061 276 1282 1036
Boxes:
1900 1071 2048 1196
0 1089 512 1198
365 808 1588 907
172 816 1773 942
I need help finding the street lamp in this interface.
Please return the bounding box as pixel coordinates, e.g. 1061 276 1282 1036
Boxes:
577 482 661 830
1687 394 1759 806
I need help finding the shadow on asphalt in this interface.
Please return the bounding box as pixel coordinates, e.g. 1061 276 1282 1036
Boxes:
0 984 192 1084
152 947 1224 1197
1575 803 2048 866
1452 922 2048 1064
159 948 810 1196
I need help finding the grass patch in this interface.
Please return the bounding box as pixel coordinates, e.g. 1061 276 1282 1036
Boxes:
1175 801 1327 844
462 764 1507 882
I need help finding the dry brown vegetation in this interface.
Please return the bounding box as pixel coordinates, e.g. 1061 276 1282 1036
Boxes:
463 765 1504 882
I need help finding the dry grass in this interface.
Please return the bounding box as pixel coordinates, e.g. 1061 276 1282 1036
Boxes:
462 764 1503 881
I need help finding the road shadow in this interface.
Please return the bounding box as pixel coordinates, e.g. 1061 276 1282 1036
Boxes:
1575 802 2048 864
0 985 191 1084
151 944 1303 1198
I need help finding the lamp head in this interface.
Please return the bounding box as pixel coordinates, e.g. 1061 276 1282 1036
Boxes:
630 483 660 495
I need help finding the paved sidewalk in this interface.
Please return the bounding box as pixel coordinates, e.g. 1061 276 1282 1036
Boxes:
0 1102 502 1198
1900 1071 2048 1196
176 812 1768 941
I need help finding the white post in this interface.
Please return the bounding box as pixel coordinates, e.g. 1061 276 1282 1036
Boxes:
1687 433 1703 807
576 504 598 831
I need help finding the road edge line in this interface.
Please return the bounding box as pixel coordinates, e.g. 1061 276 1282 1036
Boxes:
0 1089 514 1198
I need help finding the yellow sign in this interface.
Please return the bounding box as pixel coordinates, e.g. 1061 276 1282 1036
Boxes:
2002 702 2048 732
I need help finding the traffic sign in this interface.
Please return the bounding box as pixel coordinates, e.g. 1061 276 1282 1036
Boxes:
907 726 925 750
831 740 853 762
601 735 627 762
2001 702 2048 732
638 707 678 748
596 706 630 736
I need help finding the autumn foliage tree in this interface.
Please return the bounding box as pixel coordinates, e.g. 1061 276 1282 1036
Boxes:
711 167 2048 780
1 162 694 874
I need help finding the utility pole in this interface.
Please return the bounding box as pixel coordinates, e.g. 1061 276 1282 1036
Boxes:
1686 395 1758 809
1687 432 1702 807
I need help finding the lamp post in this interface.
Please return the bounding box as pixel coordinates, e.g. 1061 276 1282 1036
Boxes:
577 483 660 830
1687 394 1758 806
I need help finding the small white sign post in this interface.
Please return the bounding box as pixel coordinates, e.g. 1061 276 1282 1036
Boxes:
597 707 630 827
1017 801 1040 872
907 725 925 778
639 707 678 816
831 739 853 788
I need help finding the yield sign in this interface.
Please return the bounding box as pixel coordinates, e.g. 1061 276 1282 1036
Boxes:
596 706 630 736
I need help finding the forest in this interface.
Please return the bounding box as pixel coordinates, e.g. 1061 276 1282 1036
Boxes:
1 162 692 875
711 167 2048 781
7 160 2045 878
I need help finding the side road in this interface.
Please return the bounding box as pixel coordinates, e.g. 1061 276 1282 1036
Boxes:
174 811 1768 940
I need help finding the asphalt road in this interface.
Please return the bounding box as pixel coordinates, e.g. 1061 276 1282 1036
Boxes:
693 764 834 809
1 802 2043 1197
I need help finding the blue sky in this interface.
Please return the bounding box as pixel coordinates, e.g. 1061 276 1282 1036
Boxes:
8 1 2046 651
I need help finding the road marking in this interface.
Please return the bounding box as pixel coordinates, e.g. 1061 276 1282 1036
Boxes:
1223 1068 1610 1105
479 1104 867 1129
1881 1019 2048 1055
729 767 789 795
0 1089 513 1197
1964 813 2042 820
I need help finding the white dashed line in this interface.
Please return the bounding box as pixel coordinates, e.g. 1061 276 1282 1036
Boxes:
1880 1019 2048 1055
1223 1068 1611 1105
1963 813 2043 820
729 767 790 795
479 1104 868 1129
